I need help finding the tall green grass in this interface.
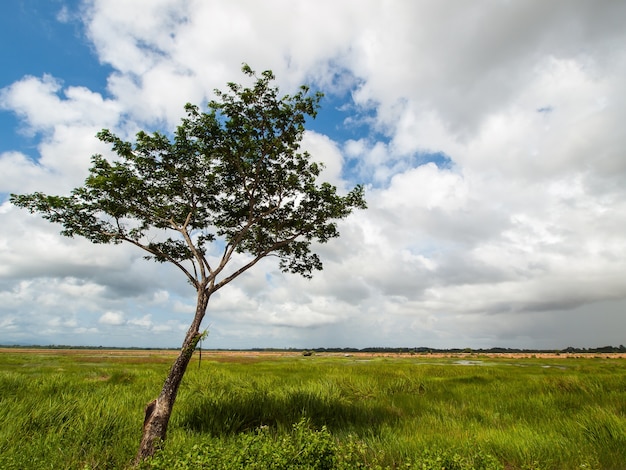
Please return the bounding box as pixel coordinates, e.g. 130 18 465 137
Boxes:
1 351 625 469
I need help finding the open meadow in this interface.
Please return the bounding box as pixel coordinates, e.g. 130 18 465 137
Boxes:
1 348 625 469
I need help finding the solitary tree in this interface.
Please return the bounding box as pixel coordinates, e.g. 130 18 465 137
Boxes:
10 65 366 462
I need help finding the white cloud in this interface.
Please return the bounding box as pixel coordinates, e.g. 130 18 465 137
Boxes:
301 131 345 189
0 152 53 194
128 314 153 329
0 74 119 131
99 311 125 325
0 75 121 194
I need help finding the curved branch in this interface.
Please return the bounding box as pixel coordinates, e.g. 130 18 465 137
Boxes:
177 212 210 280
121 236 199 289
209 233 300 294
208 201 283 284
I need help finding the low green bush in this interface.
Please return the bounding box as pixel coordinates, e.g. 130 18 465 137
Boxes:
139 419 337 470
140 418 503 470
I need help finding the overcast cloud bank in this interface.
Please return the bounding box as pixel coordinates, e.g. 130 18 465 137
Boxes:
1 0 625 349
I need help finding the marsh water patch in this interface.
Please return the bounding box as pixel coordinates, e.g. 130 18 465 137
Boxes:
454 360 491 366
447 359 568 369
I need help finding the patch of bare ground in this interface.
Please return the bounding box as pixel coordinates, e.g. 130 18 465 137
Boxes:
199 350 626 361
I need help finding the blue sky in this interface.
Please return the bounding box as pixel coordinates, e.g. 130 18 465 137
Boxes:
1 1 626 349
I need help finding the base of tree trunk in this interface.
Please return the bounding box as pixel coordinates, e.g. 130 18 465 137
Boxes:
135 397 172 463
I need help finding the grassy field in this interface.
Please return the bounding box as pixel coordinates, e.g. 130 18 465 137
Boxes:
0 349 625 469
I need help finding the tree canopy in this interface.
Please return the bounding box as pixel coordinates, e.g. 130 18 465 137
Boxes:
11 65 366 295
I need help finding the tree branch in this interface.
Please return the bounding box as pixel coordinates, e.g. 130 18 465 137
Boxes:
210 232 301 294
121 236 199 289
177 212 210 281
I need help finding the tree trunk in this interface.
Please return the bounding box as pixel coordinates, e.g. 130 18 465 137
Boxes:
135 290 210 464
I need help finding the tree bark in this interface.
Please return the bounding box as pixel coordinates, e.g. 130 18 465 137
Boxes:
135 290 210 464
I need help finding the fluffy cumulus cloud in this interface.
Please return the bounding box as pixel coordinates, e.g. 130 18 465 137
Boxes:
1 0 626 349
99 311 125 326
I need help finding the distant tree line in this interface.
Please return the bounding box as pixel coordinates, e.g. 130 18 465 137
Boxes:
2 344 626 353
251 345 626 354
